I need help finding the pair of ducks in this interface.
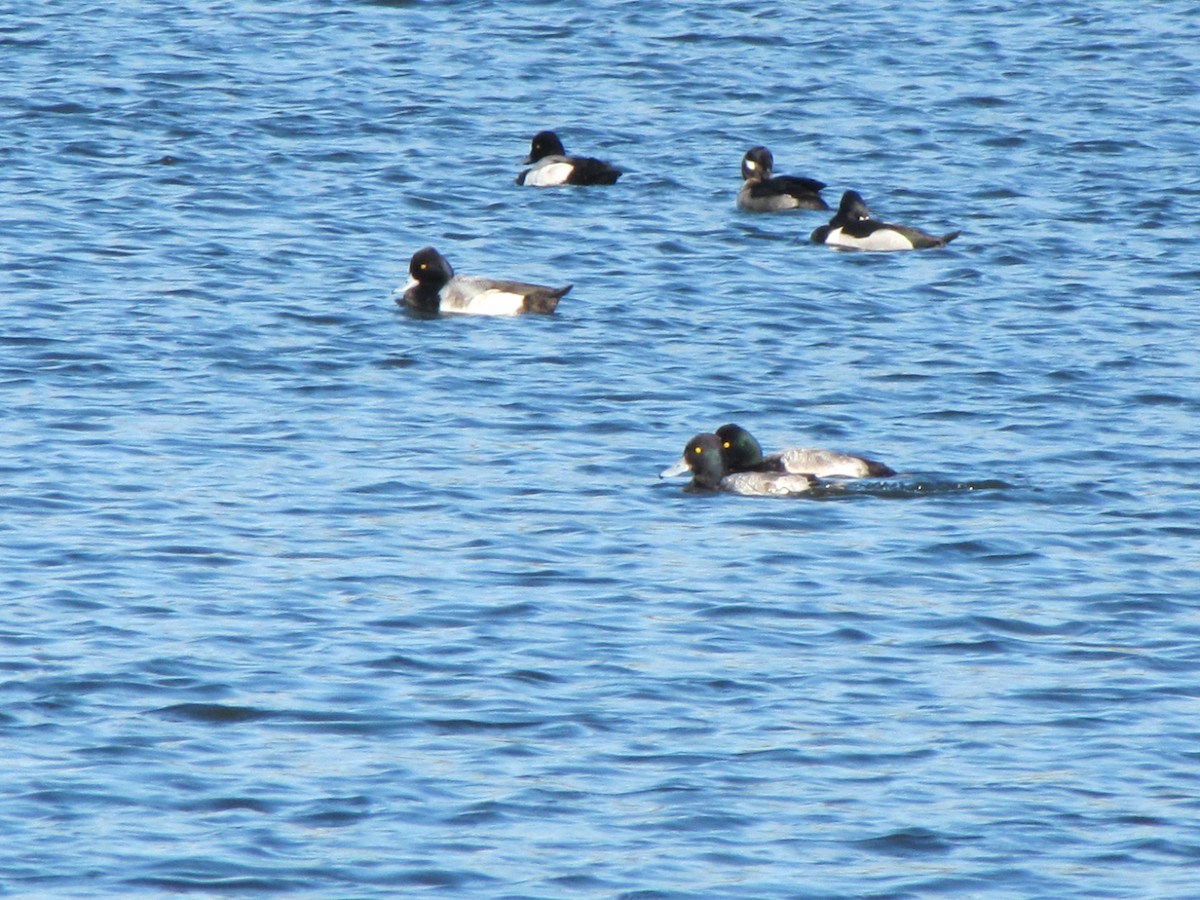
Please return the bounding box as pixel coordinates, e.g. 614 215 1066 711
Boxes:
736 145 960 250
661 424 895 497
397 133 958 316
397 131 605 315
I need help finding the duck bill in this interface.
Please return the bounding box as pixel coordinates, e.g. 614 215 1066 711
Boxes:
659 457 690 479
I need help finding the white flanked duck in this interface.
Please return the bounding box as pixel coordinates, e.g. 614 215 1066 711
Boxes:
716 424 895 479
811 190 959 251
516 131 622 186
396 247 571 316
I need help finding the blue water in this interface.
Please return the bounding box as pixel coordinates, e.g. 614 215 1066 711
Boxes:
4 1 1200 897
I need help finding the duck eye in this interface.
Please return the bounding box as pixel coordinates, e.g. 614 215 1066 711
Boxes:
722 441 731 449
693 445 703 454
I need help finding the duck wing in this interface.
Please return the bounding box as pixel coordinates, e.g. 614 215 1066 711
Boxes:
775 447 895 478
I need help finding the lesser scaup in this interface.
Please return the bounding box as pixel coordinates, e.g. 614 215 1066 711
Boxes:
396 247 571 316
660 433 821 496
716 424 896 479
811 190 960 251
516 131 623 187
736 146 828 212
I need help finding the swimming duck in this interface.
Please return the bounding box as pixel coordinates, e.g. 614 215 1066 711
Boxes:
516 131 623 186
660 433 821 496
716 423 896 479
811 190 960 251
396 247 571 316
736 146 828 212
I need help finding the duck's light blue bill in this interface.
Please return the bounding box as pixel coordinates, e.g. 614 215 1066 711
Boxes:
659 457 689 478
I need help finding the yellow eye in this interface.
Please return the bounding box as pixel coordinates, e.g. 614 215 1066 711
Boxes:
419 263 427 270
722 441 731 449
693 445 703 454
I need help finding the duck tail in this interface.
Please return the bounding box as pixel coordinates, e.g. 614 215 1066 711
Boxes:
863 459 897 478
525 284 572 314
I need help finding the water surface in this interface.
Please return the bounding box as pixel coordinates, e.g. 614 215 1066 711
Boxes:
3 1 1200 897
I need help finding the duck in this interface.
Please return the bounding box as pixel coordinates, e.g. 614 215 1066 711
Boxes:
516 131 623 186
395 247 571 316
736 146 828 212
716 423 895 479
660 433 821 496
811 190 959 251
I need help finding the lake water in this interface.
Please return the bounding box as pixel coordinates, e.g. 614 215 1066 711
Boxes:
3 1 1200 897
